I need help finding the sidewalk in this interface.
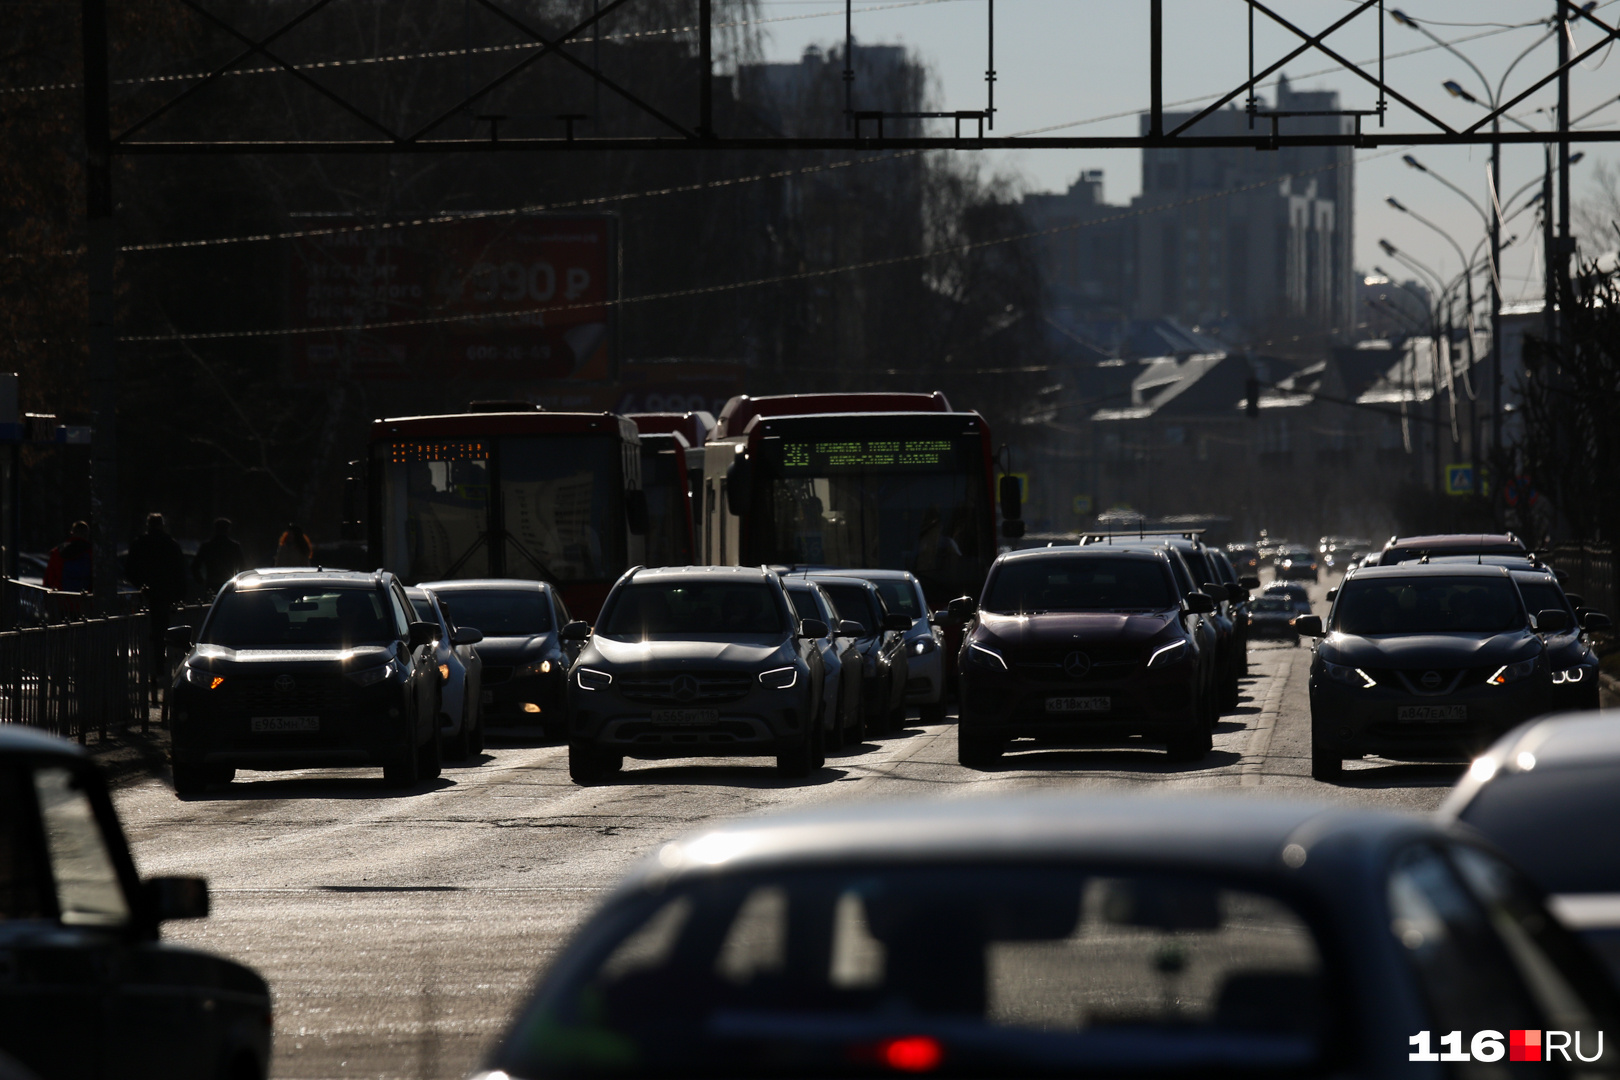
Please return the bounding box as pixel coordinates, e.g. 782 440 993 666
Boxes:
80 710 171 789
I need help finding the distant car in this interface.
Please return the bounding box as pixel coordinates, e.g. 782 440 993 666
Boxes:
822 570 947 723
0 726 272 1079
1247 596 1300 643
406 587 486 760
1274 548 1320 582
1379 532 1528 566
1439 712 1620 982
168 568 444 792
783 580 865 748
1226 543 1260 577
1301 563 1563 781
1263 581 1312 617
419 579 573 739
477 793 1620 1080
790 574 910 736
564 566 828 784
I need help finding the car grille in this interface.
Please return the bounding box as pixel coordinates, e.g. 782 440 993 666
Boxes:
1364 667 1493 696
1009 645 1141 682
227 674 348 716
618 671 754 704
482 665 513 685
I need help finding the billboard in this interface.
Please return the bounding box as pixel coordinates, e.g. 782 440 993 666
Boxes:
288 214 617 382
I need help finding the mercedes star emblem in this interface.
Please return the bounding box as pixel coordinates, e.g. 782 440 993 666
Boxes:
672 675 700 703
1063 651 1092 679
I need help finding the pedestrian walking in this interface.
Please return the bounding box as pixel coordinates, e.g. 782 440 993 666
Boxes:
125 513 189 695
274 523 314 568
44 521 93 593
192 517 246 595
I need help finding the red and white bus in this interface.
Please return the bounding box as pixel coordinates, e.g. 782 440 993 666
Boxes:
699 393 1001 608
626 412 713 569
366 405 645 619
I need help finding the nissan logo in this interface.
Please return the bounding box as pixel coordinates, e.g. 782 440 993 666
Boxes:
1420 670 1443 690
1063 651 1092 679
273 674 296 694
672 675 700 703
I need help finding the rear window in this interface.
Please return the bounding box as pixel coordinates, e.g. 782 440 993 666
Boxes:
501 864 1329 1077
984 558 1175 614
1333 577 1525 636
1253 599 1293 613
599 582 788 639
432 589 552 637
202 586 394 647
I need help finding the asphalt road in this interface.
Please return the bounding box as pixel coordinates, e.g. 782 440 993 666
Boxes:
112 571 1464 1080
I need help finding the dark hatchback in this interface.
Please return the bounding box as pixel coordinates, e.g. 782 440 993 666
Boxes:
1303 563 1562 780
168 569 443 792
955 548 1213 765
0 726 272 1080
419 579 575 739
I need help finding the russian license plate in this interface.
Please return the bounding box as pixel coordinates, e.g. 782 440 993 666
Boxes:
651 709 720 725
1046 696 1111 714
1397 705 1467 722
250 716 320 733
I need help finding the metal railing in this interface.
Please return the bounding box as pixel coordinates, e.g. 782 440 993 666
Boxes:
1551 543 1616 622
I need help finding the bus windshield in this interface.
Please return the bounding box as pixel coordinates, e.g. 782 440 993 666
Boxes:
376 434 626 584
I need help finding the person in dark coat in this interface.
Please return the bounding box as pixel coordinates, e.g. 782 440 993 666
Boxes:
125 513 189 684
192 517 246 595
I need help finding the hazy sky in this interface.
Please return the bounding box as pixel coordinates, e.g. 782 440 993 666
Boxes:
750 0 1620 309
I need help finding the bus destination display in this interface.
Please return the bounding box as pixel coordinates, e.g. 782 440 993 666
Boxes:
776 438 962 474
386 440 490 464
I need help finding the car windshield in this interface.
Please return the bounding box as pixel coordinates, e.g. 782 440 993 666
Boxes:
1333 577 1525 635
431 589 552 636
1516 581 1572 622
816 583 880 631
858 578 922 619
983 558 1175 614
1456 770 1620 893
1253 598 1292 613
201 586 395 647
785 588 820 622
598 582 787 639
500 864 1328 1077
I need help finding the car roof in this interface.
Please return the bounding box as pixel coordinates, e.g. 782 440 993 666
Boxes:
0 724 87 758
632 565 774 584
235 568 387 589
1386 533 1524 552
1009 545 1165 562
628 792 1439 887
1428 555 1541 569
416 578 552 592
817 569 918 583
793 572 878 590
1439 711 1620 818
1346 563 1513 581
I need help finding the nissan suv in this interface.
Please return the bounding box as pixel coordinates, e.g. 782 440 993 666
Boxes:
565 566 827 784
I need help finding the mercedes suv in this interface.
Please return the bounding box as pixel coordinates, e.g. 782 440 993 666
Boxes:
565 566 827 784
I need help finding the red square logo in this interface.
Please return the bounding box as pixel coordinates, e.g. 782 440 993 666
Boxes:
1511 1030 1542 1062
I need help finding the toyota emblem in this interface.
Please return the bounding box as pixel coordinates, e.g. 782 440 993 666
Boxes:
273 674 296 694
672 675 700 703
1063 651 1092 679
1420 670 1442 690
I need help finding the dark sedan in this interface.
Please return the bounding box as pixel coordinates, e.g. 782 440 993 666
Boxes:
476 792 1620 1079
955 548 1213 765
419 579 574 740
791 574 911 736
168 569 443 791
1247 596 1301 643
1302 563 1563 781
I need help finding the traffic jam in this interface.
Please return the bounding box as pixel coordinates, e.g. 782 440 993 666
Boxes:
4 393 1618 1079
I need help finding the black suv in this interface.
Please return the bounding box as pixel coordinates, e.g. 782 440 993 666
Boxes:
0 726 272 1079
954 547 1214 765
565 566 827 783
168 569 443 792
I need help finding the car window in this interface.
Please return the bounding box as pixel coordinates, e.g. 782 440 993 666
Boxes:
33 765 129 928
868 579 921 619
982 558 1175 614
1335 578 1525 635
503 865 1329 1077
785 588 819 622
409 596 437 625
553 591 571 626
389 587 413 635
599 582 788 639
1453 768 1620 894
0 765 49 921
1387 844 1541 1033
817 583 878 630
433 589 553 636
201 586 395 647
1517 580 1574 622
1253 599 1292 613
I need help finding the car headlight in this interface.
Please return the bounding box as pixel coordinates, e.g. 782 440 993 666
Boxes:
759 666 799 690
575 667 613 691
515 658 554 679
184 665 225 690
1146 640 1187 668
1488 658 1538 686
346 661 396 688
1552 666 1588 685
912 637 938 656
966 641 1008 670
1323 661 1377 688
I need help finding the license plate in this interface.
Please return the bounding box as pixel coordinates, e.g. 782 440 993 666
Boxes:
250 716 320 733
481 690 495 705
1397 705 1467 722
651 709 720 725
1046 696 1111 714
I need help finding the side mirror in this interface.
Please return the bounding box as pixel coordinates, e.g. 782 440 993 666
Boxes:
408 621 438 649
1581 611 1613 633
561 620 591 643
1183 592 1216 615
836 619 867 637
1535 609 1572 633
1326 588 1339 602
1201 583 1229 604
625 489 650 536
998 474 1022 522
450 626 483 646
882 612 913 633
725 455 753 517
1240 575 1261 590
947 595 978 620
164 624 194 646
798 618 829 639
143 876 209 922
1001 519 1027 540
1294 615 1325 637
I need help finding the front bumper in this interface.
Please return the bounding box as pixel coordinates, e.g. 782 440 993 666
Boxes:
1310 674 1553 759
903 645 944 703
957 656 1198 743
568 684 813 760
170 678 409 771
481 669 568 728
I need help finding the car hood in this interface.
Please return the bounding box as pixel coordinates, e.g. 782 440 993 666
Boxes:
190 643 396 670
977 610 1178 648
588 635 789 670
473 634 556 661
1321 630 1540 668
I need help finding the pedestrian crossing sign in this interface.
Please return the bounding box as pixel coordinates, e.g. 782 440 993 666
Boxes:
1445 464 1474 496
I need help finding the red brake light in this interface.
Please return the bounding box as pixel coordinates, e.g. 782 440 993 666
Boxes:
882 1036 944 1072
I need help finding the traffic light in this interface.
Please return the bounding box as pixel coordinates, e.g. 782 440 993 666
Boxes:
1245 378 1260 419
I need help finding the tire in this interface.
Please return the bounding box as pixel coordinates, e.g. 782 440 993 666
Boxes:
957 732 1003 768
920 701 947 724
890 705 907 732
446 712 472 762
205 765 236 787
826 698 844 753
383 746 419 788
849 693 867 743
172 761 207 796
809 719 826 772
468 696 485 755
776 733 814 777
1166 716 1212 761
417 719 443 780
1222 672 1241 712
568 744 621 785
1310 743 1343 782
